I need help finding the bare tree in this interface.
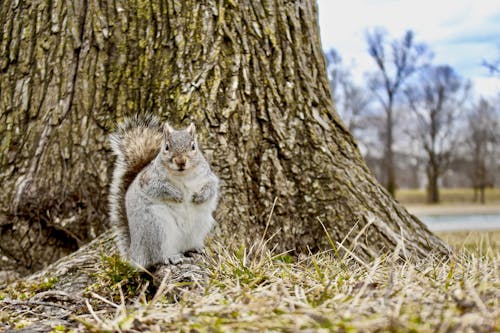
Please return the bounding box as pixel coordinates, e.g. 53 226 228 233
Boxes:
0 0 450 274
482 47 500 77
404 65 470 203
366 29 430 196
325 49 371 134
465 98 499 203
325 49 344 99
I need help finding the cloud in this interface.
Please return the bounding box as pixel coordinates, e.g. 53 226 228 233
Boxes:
317 0 500 97
472 77 500 99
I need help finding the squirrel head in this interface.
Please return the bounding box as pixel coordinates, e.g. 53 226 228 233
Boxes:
160 122 202 172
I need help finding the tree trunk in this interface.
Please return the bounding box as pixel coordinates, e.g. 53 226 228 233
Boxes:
0 0 450 272
385 100 396 197
479 160 487 204
426 175 440 204
426 160 440 204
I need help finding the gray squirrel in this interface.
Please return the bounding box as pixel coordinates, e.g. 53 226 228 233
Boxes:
109 115 219 268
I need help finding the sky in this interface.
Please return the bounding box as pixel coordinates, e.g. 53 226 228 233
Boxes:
317 0 500 98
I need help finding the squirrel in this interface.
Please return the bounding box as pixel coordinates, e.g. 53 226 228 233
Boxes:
108 115 219 268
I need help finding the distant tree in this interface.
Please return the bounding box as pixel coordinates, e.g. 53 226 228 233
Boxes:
366 29 430 196
482 47 500 77
325 49 370 134
325 49 344 98
465 98 499 203
404 65 470 203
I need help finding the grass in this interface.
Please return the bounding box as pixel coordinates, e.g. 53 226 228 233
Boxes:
437 230 500 253
396 187 500 204
1 231 498 332
72 232 500 331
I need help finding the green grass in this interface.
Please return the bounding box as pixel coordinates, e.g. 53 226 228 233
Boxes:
396 187 500 204
76 232 499 332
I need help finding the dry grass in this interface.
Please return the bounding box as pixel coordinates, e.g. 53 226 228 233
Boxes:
396 188 500 205
438 230 500 253
1 231 499 332
75 234 500 331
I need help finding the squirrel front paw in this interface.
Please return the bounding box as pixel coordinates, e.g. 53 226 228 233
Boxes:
192 183 214 204
191 192 207 204
170 192 183 203
165 186 183 203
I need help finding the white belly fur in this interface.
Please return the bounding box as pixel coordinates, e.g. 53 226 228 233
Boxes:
150 194 215 252
126 171 217 268
151 173 216 253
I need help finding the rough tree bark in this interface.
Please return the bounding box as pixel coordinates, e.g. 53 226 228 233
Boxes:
0 0 450 273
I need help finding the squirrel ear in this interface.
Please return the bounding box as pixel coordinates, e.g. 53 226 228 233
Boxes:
187 123 196 136
163 122 174 136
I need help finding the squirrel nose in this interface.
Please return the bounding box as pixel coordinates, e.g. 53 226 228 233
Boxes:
174 156 186 168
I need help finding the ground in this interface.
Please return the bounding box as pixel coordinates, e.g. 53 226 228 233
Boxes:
0 228 498 332
396 188 500 206
401 186 500 218
407 203 500 216
1 187 499 331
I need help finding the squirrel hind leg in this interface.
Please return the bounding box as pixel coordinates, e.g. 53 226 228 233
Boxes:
166 253 194 265
138 255 187 272
184 248 205 257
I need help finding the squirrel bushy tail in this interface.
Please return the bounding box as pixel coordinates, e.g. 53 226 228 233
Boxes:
109 114 163 257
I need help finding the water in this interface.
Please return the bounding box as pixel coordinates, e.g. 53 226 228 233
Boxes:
419 214 500 232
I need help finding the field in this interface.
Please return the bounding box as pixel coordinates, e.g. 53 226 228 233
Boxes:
1 231 498 332
437 230 500 253
396 188 500 205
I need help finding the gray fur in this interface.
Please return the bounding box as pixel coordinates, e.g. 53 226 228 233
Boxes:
192 181 218 204
108 115 163 262
109 117 219 269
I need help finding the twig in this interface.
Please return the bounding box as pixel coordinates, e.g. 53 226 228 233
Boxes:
0 299 72 310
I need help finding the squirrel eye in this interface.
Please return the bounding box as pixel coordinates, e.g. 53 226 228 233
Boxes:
191 142 196 150
165 143 169 151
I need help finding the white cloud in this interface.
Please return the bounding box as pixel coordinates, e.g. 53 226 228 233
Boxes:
472 76 500 98
317 0 500 97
